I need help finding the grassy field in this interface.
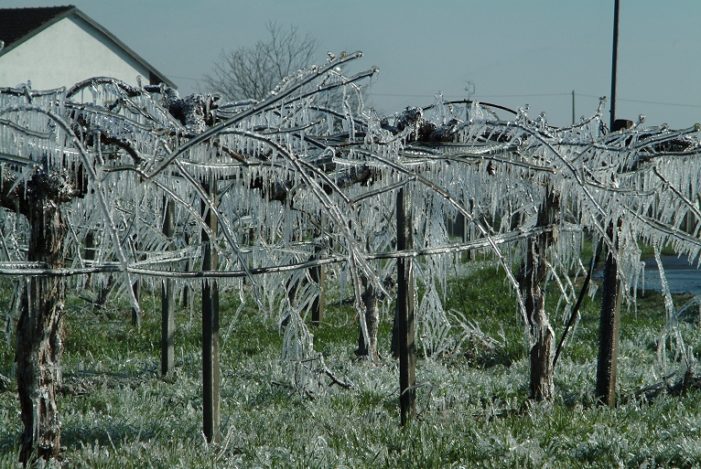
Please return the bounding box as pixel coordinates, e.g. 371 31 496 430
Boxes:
1 267 700 468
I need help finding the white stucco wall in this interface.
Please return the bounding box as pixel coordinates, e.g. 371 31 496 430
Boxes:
0 16 151 90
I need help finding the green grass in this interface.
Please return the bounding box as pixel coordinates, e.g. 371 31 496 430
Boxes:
1 268 700 468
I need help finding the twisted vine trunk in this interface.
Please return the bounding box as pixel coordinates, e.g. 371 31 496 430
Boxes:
356 278 379 361
15 171 70 463
520 190 559 401
522 236 555 401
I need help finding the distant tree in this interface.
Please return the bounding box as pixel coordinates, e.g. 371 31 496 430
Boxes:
203 22 317 101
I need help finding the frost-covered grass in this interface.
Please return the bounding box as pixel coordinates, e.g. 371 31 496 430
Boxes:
1 269 701 467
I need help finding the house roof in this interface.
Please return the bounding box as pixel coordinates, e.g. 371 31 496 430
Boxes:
0 5 176 88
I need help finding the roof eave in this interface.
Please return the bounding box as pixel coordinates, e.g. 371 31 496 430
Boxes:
0 6 177 90
0 6 76 60
71 8 177 89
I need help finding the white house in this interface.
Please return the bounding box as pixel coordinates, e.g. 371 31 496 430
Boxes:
0 5 175 90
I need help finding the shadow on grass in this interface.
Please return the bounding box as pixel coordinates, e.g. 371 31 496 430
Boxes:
61 421 158 450
472 350 515 368
0 430 19 457
1 420 160 458
0 370 165 458
60 364 160 395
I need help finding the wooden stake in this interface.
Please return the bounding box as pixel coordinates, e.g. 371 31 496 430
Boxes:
396 188 416 425
84 231 96 289
161 199 175 377
597 220 622 406
201 178 220 443
310 225 325 326
131 278 141 328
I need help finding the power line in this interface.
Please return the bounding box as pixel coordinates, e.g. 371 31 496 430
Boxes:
368 92 443 98
368 91 571 99
161 74 701 110
619 98 701 109
476 92 571 98
577 92 701 109
369 90 701 110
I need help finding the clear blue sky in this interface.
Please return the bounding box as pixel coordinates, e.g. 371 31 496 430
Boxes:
4 0 701 128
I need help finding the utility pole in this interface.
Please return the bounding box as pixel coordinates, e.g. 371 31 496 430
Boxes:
610 0 620 128
597 0 622 407
571 90 575 125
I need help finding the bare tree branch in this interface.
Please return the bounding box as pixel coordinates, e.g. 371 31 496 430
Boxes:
203 22 317 101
